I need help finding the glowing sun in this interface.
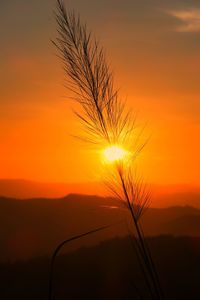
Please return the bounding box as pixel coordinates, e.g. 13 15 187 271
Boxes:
103 145 129 163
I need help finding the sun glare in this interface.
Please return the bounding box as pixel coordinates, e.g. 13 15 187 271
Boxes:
103 145 129 163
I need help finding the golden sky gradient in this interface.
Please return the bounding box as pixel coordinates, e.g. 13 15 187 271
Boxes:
0 0 200 189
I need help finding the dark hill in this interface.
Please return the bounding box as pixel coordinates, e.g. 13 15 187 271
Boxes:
0 194 200 262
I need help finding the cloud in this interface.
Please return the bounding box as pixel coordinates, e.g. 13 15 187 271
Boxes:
168 9 200 32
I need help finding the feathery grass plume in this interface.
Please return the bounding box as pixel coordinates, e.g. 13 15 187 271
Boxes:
54 0 134 147
54 0 164 299
105 163 150 221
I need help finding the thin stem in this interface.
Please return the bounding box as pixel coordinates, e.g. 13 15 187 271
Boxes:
126 224 155 300
48 224 111 300
118 168 162 299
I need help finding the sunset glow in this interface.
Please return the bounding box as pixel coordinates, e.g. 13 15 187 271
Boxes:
1 2 200 298
103 145 129 163
0 0 200 195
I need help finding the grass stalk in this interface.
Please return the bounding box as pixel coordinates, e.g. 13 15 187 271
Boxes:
53 1 164 298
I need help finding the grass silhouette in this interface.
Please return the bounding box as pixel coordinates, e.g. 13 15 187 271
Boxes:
53 0 164 298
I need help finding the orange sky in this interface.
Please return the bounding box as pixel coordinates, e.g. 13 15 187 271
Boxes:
0 0 200 189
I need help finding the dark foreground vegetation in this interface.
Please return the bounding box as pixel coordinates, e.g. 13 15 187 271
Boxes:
0 235 200 300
